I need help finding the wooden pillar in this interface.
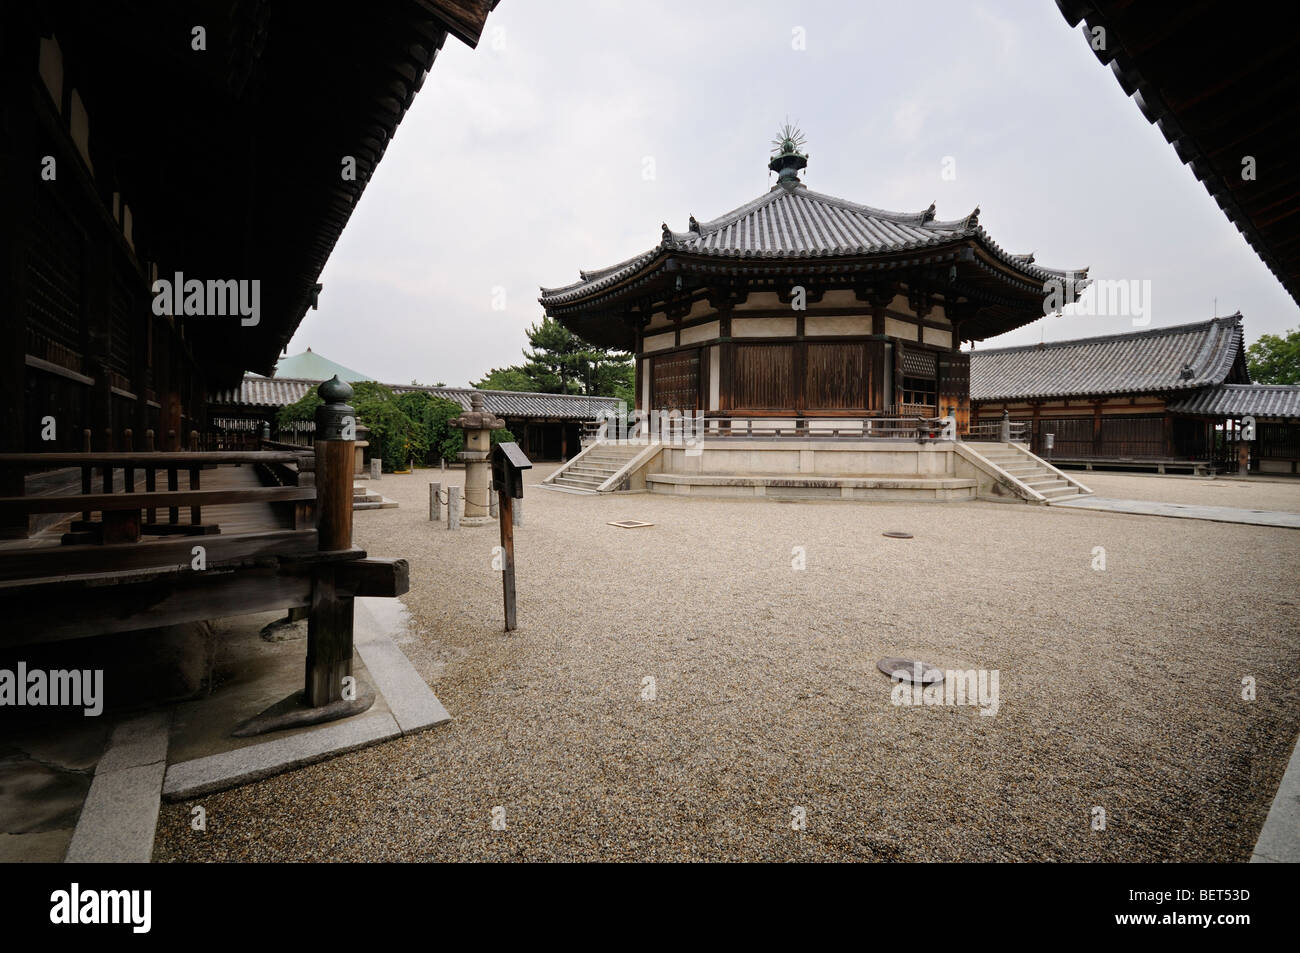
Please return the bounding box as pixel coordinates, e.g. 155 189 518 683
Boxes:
0 16 36 536
498 490 517 631
306 376 356 707
719 309 733 413
1092 402 1103 457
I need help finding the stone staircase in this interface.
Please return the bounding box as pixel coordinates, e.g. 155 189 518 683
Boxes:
353 482 397 510
546 443 646 493
972 443 1091 503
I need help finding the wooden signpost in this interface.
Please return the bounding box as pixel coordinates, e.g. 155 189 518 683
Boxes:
492 442 532 631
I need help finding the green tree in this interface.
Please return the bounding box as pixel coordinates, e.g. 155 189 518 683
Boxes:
277 381 425 472
474 366 538 392
1247 328 1300 384
476 317 632 398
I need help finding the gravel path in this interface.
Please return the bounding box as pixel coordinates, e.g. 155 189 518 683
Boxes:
154 466 1300 861
1072 472 1300 513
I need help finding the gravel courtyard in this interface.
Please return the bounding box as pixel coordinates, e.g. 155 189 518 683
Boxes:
155 467 1300 862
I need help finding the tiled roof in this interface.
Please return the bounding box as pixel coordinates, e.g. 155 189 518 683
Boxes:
969 314 1245 401
1167 384 1300 420
213 376 317 408
388 385 619 420
540 183 1087 306
210 376 619 421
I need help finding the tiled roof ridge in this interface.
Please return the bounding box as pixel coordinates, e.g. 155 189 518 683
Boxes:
1215 383 1297 392
393 383 619 402
973 313 1242 355
541 184 1088 303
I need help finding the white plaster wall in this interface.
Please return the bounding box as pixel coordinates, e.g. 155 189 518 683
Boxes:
733 291 784 310
708 346 720 410
733 317 796 337
885 316 918 340
680 320 719 345
805 315 871 336
923 327 952 348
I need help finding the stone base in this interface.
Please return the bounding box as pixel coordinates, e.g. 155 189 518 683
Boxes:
460 515 496 526
231 688 376 737
646 473 976 501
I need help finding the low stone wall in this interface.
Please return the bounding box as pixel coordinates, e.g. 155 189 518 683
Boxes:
646 472 976 501
656 439 959 477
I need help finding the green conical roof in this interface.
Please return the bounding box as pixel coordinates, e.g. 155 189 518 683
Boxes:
273 348 371 383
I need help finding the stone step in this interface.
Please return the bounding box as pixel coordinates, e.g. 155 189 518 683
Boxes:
354 499 398 510
1024 478 1067 490
555 474 605 487
1040 487 1083 500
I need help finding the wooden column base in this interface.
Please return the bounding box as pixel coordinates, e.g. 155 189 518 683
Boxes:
304 565 355 707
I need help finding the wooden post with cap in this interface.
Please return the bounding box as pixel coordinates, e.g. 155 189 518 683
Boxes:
306 375 357 706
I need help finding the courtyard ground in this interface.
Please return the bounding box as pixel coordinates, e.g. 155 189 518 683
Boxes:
154 467 1300 861
1071 471 1300 513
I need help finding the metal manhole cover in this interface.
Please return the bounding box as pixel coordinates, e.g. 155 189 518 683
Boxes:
882 531 913 539
877 657 943 685
608 520 654 529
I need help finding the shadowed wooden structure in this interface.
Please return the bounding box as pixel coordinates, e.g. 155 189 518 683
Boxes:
0 1 497 712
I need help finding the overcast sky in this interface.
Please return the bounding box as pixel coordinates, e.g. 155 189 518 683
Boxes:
284 0 1298 386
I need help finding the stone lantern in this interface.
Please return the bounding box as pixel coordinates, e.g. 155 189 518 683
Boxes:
451 392 505 526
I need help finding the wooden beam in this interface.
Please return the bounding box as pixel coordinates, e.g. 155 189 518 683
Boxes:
0 528 318 582
335 556 409 598
0 565 315 646
0 486 314 517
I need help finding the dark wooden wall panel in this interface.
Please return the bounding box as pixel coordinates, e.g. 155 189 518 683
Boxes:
651 349 701 411
734 344 794 411
805 343 866 410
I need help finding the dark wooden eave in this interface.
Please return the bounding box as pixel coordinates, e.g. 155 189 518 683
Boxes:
545 244 1066 352
1057 0 1300 307
28 0 496 388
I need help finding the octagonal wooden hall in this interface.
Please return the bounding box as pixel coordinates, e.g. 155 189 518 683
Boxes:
540 130 1087 433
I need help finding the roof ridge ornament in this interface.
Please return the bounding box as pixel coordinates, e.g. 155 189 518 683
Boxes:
965 205 981 228
661 222 674 244
922 202 936 223
768 121 808 190
689 215 701 233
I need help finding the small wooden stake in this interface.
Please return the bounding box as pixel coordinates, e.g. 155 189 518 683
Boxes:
498 488 517 631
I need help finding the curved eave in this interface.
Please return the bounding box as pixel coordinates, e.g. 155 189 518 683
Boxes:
1057 0 1300 307
540 236 1083 314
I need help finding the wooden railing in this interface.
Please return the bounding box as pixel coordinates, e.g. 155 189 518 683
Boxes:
0 449 314 549
642 415 950 441
965 420 1032 443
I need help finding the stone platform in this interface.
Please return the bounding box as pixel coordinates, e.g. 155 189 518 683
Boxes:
646 472 976 501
